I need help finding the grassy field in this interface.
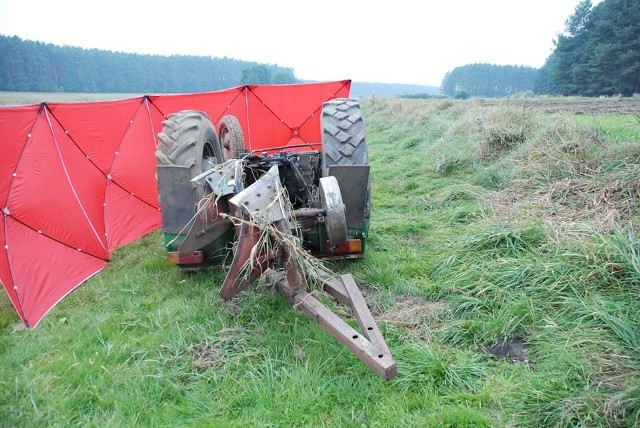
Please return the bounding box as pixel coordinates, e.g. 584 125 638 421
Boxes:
0 91 143 105
1 94 640 427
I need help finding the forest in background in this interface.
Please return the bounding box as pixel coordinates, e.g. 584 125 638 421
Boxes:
0 34 297 93
0 34 440 97
440 64 537 98
443 0 640 98
535 0 639 97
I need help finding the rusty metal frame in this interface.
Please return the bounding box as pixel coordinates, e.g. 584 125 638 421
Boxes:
265 270 396 380
214 165 396 380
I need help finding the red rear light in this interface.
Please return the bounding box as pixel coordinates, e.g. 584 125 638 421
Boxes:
167 251 203 265
326 239 362 254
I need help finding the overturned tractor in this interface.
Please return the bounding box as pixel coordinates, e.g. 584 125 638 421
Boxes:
155 99 396 380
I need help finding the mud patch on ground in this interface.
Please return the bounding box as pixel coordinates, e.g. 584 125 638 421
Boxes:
486 337 530 364
484 98 640 115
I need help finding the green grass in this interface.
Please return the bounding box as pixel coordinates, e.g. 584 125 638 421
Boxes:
2 95 640 427
0 91 143 105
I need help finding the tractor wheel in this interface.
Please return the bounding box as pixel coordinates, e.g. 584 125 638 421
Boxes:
218 115 246 161
156 110 223 202
321 99 369 177
321 99 370 225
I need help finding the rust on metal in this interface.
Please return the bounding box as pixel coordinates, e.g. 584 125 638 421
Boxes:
341 274 391 355
178 198 232 254
218 215 263 300
291 290 397 380
265 268 397 380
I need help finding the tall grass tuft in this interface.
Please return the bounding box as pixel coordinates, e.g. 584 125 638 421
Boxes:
474 107 536 160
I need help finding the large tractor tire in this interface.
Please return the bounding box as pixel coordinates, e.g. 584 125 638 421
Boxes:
321 99 369 177
218 115 246 161
321 99 370 229
156 110 223 203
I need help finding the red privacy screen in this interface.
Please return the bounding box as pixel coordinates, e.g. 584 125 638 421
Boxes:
0 80 351 327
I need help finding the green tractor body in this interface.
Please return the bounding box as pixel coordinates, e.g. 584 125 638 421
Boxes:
156 100 371 268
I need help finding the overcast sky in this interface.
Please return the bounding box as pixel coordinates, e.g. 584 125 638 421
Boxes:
0 0 588 87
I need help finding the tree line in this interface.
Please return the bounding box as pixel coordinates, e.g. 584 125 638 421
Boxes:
0 35 298 93
441 0 639 98
441 64 537 98
535 0 639 97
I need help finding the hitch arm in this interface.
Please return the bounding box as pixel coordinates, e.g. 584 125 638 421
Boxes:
266 269 397 380
292 291 396 380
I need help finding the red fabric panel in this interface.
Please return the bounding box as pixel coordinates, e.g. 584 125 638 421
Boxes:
7 109 109 259
47 98 144 175
104 182 160 251
0 216 23 322
0 106 39 324
148 88 242 124
245 80 351 151
148 81 351 153
245 88 294 151
0 105 38 204
6 217 107 327
249 80 350 129
284 137 321 151
108 99 162 209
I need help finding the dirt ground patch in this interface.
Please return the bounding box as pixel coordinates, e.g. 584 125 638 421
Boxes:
376 295 444 332
486 337 530 364
486 97 640 115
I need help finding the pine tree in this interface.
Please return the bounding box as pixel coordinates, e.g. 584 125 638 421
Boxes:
537 0 640 96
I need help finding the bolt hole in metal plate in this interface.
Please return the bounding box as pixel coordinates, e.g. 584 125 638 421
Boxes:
319 176 347 247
